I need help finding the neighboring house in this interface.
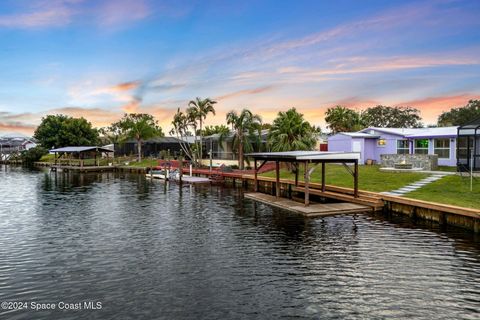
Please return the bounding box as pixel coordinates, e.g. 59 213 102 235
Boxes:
0 134 37 154
202 130 268 160
328 127 458 166
114 137 190 158
316 133 329 151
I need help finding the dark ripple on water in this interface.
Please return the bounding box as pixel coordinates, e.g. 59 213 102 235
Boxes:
0 165 479 319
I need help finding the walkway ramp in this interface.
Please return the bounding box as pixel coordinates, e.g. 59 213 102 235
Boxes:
245 193 371 217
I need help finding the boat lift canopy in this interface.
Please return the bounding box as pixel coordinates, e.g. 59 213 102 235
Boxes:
246 151 361 206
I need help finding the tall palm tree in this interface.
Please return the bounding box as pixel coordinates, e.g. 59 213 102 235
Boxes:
170 108 195 161
188 97 217 160
226 109 262 170
268 107 317 151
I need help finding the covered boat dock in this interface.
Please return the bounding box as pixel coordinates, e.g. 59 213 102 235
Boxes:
247 151 361 206
49 146 115 171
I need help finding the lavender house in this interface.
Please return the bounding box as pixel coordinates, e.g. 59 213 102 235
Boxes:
328 127 458 167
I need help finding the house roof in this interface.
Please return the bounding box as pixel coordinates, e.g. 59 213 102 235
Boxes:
338 132 380 138
50 146 114 153
360 127 458 138
0 132 30 139
0 137 36 146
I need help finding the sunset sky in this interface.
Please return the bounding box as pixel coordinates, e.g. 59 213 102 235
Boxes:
1 0 479 135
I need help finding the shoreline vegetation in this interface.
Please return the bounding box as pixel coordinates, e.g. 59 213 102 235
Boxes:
19 99 480 212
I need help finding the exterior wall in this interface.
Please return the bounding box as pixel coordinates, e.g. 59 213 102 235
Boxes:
331 129 458 167
370 132 404 163
327 134 352 153
412 137 457 167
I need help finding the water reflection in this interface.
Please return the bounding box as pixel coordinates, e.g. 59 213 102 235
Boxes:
0 167 478 319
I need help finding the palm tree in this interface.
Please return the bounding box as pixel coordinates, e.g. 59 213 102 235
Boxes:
188 97 217 160
226 109 262 170
114 113 163 162
268 107 317 152
170 108 195 161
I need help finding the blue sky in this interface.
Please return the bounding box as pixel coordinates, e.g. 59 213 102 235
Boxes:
0 0 479 134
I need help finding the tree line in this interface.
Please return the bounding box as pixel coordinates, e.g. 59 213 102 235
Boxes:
31 98 319 168
324 100 480 134
30 98 479 166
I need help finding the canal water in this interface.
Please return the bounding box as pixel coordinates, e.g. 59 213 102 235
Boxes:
0 166 479 319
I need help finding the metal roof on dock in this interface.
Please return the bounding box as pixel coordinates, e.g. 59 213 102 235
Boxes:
246 151 360 161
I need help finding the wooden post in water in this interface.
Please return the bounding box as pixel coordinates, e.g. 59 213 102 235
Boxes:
354 159 359 198
179 157 183 183
304 161 310 206
254 158 258 192
275 160 280 197
321 162 326 192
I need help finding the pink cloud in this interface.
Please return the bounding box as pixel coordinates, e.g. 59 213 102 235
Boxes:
397 94 480 123
0 1 78 28
96 0 150 27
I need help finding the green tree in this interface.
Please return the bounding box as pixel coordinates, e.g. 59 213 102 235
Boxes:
324 106 363 134
98 123 124 145
362 105 423 128
188 97 217 160
20 146 48 164
34 114 99 149
170 108 196 162
438 100 480 126
268 107 317 152
113 113 163 162
226 109 262 170
199 125 230 137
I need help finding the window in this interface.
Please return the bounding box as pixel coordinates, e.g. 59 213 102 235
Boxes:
377 139 386 147
397 140 409 154
434 138 450 159
414 139 429 154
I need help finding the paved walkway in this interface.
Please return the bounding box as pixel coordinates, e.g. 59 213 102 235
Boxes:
381 174 447 197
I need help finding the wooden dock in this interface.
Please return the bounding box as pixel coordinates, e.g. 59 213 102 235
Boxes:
245 192 372 217
50 165 115 172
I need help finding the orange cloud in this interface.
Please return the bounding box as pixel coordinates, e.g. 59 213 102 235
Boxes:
110 81 140 92
0 122 37 135
397 94 480 123
49 107 121 128
122 99 141 113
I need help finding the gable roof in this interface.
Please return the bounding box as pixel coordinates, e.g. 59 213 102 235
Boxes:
360 127 458 138
338 132 380 138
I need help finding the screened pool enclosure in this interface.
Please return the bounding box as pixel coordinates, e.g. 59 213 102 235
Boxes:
457 118 480 171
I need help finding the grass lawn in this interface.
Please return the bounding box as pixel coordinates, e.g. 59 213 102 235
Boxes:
39 154 55 162
263 164 429 192
436 166 457 172
126 159 159 167
406 175 480 209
